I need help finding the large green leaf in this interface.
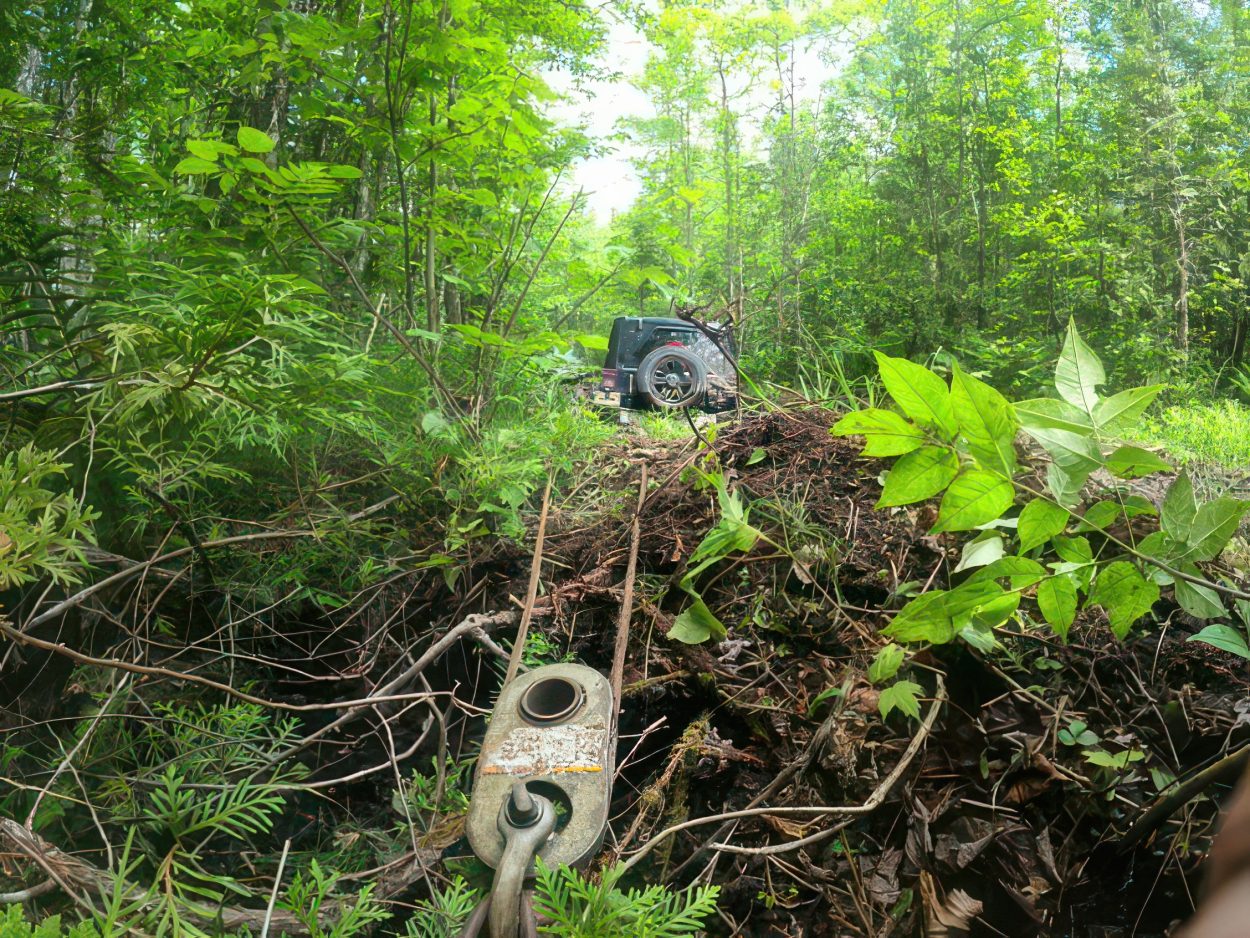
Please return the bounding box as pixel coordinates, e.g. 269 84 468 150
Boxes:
1092 386 1164 434
1104 445 1171 480
1160 472 1199 543
237 126 276 153
174 156 219 175
1024 426 1102 474
832 408 925 457
1015 398 1092 434
932 470 1014 533
950 364 1018 475
669 597 727 644
966 555 1047 589
1172 497 1249 563
877 446 960 507
1186 624 1250 659
1037 575 1078 640
873 352 958 439
1174 569 1225 620
1088 561 1159 639
884 581 1012 643
1018 498 1068 552
1054 318 1105 414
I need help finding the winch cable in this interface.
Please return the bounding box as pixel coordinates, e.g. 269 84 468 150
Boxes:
463 465 646 937
609 464 648 726
503 470 554 685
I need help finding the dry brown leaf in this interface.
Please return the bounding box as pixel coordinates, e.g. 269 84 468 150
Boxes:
920 870 984 938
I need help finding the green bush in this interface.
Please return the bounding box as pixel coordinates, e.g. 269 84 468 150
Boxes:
0 907 101 938
1138 398 1250 468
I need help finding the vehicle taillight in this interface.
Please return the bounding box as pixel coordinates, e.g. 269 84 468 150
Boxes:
602 368 618 391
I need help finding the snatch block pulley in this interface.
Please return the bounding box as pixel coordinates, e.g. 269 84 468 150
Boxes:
462 663 616 937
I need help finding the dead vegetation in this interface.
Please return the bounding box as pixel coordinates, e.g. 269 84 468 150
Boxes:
485 407 1250 936
3 406 1248 938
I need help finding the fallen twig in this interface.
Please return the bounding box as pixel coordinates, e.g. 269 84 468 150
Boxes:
621 674 947 871
1119 743 1250 852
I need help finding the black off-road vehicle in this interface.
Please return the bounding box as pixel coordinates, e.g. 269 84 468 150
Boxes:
587 317 737 414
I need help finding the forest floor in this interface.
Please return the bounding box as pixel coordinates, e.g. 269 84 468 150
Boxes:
7 404 1247 938
434 404 1250 937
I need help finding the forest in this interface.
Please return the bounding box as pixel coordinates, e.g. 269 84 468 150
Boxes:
3 0 1250 935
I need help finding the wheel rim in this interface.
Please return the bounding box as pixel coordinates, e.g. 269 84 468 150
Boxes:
647 354 698 405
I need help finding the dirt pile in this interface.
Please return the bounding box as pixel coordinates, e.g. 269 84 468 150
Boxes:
501 406 1250 937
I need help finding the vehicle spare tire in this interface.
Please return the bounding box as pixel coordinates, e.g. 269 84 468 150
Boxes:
637 346 707 409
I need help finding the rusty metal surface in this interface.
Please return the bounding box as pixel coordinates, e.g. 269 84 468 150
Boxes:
466 663 615 870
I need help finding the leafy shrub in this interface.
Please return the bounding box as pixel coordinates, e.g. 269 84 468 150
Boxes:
831 318 1250 679
1138 398 1250 468
0 907 100 938
0 445 97 588
396 865 719 938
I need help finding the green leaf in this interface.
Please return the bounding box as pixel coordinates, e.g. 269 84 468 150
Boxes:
1015 397 1092 434
1054 318 1105 414
1174 572 1225 620
1082 748 1145 770
237 126 276 153
575 333 609 352
832 408 925 457
877 446 960 508
1037 575 1078 640
1105 445 1170 479
1059 721 1099 746
326 164 363 178
1076 497 1156 533
173 156 219 175
186 140 222 162
873 352 958 439
1088 561 1159 639
240 156 270 174
1018 498 1068 552
1172 497 1249 563
969 588 1021 630
953 531 1005 572
950 364 1018 475
1051 535 1095 588
885 582 1009 643
878 680 924 720
885 591 958 643
966 555 1047 589
1186 624 1250 659
1093 386 1164 434
868 644 906 684
669 598 727 644
932 470 1014 533
1024 426 1103 474
807 685 844 716
1045 462 1089 509
1161 473 1199 544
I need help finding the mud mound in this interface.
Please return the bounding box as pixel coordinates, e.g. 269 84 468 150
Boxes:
507 406 1250 937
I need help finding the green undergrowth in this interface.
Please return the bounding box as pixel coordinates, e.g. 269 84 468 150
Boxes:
1137 398 1250 469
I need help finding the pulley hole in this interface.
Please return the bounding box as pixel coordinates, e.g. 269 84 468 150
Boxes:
519 677 583 725
525 780 573 834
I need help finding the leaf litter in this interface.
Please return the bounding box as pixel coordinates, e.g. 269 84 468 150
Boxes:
469 405 1250 937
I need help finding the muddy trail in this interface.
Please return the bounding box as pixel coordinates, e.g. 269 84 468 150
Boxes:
411 407 1249 937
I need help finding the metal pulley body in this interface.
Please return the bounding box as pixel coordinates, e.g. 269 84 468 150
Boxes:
466 663 615 871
